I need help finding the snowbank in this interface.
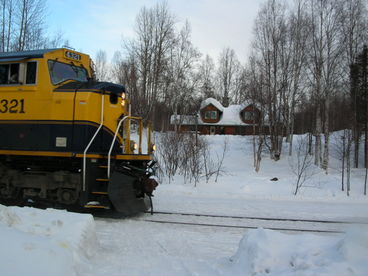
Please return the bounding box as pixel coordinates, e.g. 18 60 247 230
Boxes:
0 205 97 276
157 134 368 201
229 227 368 276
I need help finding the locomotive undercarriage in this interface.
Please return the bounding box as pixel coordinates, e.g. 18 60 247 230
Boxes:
0 167 80 206
0 155 157 215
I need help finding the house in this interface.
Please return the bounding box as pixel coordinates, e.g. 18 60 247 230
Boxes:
170 98 269 135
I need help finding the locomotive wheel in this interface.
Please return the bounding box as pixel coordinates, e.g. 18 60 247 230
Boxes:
0 185 23 207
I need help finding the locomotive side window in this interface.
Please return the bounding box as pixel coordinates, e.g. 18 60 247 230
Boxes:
48 60 88 85
110 93 118 104
26 62 37 84
0 64 9 84
0 63 20 84
9 64 19 83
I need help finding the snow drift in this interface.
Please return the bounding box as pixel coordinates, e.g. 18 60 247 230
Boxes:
229 227 368 276
0 205 97 276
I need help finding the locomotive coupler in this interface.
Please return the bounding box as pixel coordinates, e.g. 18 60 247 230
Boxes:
143 176 158 196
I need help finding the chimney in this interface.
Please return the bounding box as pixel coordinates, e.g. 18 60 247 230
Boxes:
222 95 229 107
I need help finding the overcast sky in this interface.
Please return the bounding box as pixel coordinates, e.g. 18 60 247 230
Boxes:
48 0 262 63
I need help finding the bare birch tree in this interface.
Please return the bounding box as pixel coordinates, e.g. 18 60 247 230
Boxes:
340 0 368 168
246 54 266 172
217 47 240 107
286 0 310 156
307 0 345 172
198 54 216 99
15 0 46 51
0 0 14 52
164 21 200 119
289 136 314 195
95 49 108 81
252 0 289 161
121 2 176 121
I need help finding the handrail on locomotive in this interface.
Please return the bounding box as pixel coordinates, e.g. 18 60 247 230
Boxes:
108 115 153 178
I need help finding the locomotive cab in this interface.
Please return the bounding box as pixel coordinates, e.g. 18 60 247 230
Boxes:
0 48 157 215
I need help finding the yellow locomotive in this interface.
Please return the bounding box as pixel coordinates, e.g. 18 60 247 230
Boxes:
0 48 157 215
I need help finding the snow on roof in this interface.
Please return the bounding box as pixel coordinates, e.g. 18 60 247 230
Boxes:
198 104 246 125
171 98 270 126
200 98 224 112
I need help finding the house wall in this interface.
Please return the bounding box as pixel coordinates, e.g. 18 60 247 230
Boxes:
225 126 235 135
172 124 270 136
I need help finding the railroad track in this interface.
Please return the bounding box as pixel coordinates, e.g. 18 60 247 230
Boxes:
140 211 368 234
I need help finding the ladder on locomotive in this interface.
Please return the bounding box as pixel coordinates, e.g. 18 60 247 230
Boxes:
81 94 108 209
82 94 147 209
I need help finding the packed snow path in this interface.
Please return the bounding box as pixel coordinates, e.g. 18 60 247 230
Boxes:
89 195 368 276
92 217 244 276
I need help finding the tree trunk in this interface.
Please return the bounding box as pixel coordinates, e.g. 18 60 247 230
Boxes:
6 0 12 51
1 0 5 52
315 104 322 166
353 128 361 168
341 132 345 191
322 98 330 173
364 167 367 195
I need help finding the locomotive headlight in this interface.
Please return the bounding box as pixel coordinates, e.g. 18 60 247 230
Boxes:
121 92 127 107
130 141 138 152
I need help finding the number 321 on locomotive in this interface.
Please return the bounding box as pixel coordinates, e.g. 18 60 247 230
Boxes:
0 99 25 113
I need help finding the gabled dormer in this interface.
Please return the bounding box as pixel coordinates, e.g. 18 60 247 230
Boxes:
199 98 224 123
240 104 260 124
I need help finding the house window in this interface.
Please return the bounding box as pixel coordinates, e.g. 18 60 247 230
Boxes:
243 111 256 121
205 110 217 120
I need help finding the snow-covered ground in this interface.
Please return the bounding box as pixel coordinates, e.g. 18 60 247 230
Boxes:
0 205 96 276
1 134 368 275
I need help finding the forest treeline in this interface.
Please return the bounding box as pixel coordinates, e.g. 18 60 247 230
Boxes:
1 0 368 173
0 0 65 51
102 0 368 172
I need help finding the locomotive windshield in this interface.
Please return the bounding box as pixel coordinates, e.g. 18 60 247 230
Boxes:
48 60 88 85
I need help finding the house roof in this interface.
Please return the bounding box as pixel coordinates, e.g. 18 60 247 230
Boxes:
200 98 224 112
199 104 245 125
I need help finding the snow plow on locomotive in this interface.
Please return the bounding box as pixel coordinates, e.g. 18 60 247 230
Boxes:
0 48 158 215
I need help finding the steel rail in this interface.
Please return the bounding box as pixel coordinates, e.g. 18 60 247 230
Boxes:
142 219 344 234
146 211 367 225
